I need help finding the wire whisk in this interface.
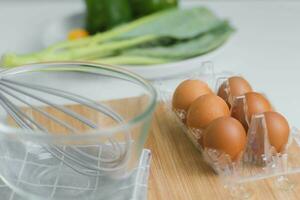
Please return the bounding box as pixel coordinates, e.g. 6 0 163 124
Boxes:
0 77 131 176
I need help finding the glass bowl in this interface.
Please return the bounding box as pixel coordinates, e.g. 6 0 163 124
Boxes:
0 62 157 200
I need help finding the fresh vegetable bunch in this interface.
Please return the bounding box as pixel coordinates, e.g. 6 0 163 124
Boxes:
1 7 234 67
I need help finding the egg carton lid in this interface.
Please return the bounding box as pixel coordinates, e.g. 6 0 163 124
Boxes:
0 149 151 200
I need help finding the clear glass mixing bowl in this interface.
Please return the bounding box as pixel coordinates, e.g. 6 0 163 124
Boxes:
0 62 157 200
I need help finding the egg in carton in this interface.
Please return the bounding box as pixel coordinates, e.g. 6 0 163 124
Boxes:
216 75 290 163
158 62 299 198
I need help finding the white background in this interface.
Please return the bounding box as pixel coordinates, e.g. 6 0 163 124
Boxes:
0 0 300 127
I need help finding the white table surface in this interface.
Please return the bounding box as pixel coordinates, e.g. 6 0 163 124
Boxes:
1 0 300 128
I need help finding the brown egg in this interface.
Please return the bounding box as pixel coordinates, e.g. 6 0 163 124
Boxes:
203 117 247 161
218 76 252 107
231 97 248 130
231 92 272 131
186 94 230 129
172 80 212 112
264 111 290 153
246 92 272 120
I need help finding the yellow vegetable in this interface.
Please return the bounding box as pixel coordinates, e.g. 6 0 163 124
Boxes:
68 29 89 40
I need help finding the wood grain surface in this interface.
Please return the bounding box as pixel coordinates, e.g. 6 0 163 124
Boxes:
146 103 300 200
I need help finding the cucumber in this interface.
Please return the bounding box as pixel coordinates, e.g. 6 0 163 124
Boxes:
129 0 178 18
85 0 132 34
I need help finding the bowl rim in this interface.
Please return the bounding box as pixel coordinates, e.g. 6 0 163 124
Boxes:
0 61 157 140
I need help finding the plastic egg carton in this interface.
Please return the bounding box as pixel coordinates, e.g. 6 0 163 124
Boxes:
156 62 300 199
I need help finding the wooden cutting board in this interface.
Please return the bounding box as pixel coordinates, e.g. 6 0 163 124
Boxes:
145 103 300 200
11 97 300 200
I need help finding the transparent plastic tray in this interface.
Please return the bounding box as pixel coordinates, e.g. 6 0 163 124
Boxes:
157 62 300 198
0 149 151 200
